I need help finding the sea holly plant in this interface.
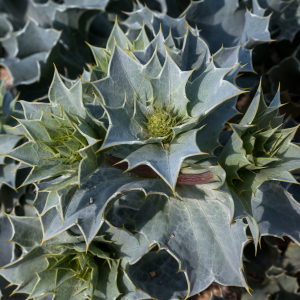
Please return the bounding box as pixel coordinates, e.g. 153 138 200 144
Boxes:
219 82 300 247
219 83 300 193
0 214 126 300
0 26 281 300
3 69 107 225
0 35 254 298
88 42 243 192
75 35 254 297
2 2 300 300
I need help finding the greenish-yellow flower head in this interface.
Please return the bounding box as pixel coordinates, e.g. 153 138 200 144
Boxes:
146 105 183 143
39 109 88 165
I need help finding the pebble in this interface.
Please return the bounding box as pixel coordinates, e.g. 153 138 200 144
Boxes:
150 271 156 277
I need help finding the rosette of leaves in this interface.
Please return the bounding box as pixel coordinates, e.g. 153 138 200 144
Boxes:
86 38 241 191
219 83 300 193
219 83 300 247
81 7 252 189
3 70 106 219
0 214 126 300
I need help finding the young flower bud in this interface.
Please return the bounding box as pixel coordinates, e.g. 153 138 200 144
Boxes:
145 105 183 143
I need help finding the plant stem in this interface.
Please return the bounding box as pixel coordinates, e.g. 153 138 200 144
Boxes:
104 154 216 185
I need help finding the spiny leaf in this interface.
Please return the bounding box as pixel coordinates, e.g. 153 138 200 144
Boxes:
183 0 272 72
122 129 202 191
181 28 211 80
6 71 106 187
1 18 60 87
219 84 300 194
0 214 119 300
127 250 188 299
106 18 133 53
106 186 248 297
149 54 191 117
133 25 150 50
34 167 172 247
252 181 300 243
133 30 181 66
187 61 242 119
91 45 153 107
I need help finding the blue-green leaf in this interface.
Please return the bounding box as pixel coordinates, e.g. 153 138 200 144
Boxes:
36 167 172 247
111 186 249 297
